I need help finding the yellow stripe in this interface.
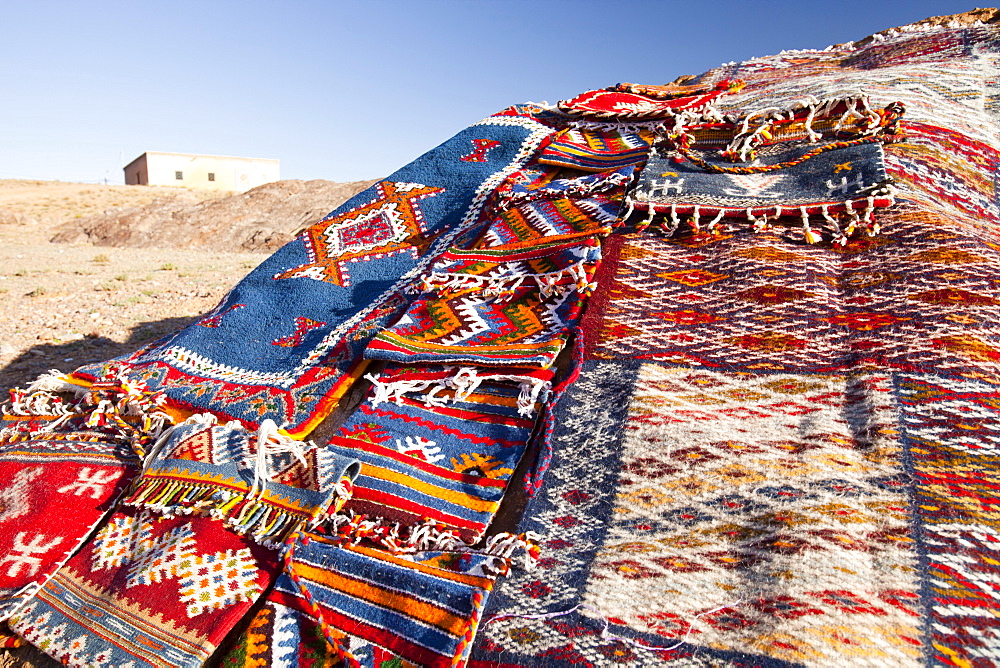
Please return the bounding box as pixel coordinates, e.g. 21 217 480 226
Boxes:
361 464 499 513
295 563 468 636
379 331 560 354
284 360 371 439
346 543 495 587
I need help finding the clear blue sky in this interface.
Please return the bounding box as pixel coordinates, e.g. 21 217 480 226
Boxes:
0 0 983 185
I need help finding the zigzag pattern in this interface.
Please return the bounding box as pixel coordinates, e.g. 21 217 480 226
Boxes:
538 127 652 172
366 239 602 368
587 208 1000 377
481 196 620 247
898 374 1000 664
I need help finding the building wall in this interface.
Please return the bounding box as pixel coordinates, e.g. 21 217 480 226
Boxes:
123 152 280 192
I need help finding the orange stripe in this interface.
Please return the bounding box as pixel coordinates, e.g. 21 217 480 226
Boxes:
361 465 499 512
285 360 370 439
376 332 561 354
329 436 506 487
295 563 470 636
482 228 611 252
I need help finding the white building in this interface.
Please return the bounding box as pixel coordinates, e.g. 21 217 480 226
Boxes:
123 152 280 192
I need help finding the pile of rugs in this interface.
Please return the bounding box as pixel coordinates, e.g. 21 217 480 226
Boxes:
2 11 999 668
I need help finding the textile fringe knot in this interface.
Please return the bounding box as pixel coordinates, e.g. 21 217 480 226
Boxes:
328 513 542 574
421 261 593 301
365 366 552 417
497 169 634 209
665 95 906 170
1 367 173 457
126 413 360 547
626 187 894 246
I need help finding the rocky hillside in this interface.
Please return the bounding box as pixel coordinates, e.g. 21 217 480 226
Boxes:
51 178 377 253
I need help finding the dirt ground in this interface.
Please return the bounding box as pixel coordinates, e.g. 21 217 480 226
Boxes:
0 179 271 402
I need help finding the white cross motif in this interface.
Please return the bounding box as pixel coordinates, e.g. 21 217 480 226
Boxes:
0 532 64 578
825 174 865 196
644 178 685 197
56 467 119 499
395 436 445 464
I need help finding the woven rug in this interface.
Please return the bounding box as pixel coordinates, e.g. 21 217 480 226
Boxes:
326 363 543 544
364 236 602 368
0 433 139 623
3 13 1000 668
266 532 508 667
0 373 170 624
124 414 361 546
537 128 652 172
471 19 1000 668
69 116 556 436
7 507 281 667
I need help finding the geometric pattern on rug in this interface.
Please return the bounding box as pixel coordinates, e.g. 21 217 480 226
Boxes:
585 207 1000 379
897 373 1000 666
7 509 278 668
69 115 555 434
474 361 799 666
584 364 923 667
272 181 443 288
0 434 139 622
216 599 367 668
330 367 537 543
93 514 260 617
270 536 502 667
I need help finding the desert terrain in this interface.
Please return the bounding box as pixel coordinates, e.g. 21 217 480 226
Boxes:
0 178 372 403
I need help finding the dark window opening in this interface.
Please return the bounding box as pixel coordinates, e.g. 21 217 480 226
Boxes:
208 173 215 182
175 171 183 180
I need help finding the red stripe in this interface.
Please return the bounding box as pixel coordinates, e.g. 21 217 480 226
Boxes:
354 404 497 448
329 435 506 488
314 604 455 667
392 398 533 429
352 488 486 533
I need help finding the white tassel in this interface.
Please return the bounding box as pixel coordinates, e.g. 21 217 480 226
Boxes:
706 209 725 234
24 370 82 395
666 205 681 234
621 197 635 222
247 419 311 501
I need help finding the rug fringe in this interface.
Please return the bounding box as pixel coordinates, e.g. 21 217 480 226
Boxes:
329 513 541 574
366 366 551 416
1 367 174 458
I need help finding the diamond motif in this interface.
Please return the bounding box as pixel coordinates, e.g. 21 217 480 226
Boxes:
736 284 814 304
825 313 911 331
274 181 443 287
656 268 728 286
653 309 724 325
910 288 1000 305
177 548 261 617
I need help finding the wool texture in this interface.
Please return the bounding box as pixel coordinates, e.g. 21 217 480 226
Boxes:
328 364 541 543
3 15 1000 668
0 373 169 623
123 415 362 546
7 508 281 667
70 116 556 435
267 532 506 667
472 19 1000 668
